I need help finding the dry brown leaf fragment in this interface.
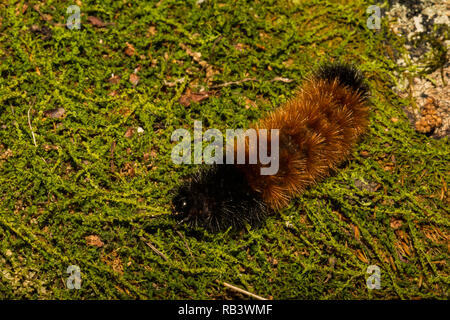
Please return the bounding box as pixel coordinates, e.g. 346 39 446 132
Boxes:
129 73 140 86
44 107 65 119
390 219 403 230
353 225 360 240
42 14 52 21
179 89 211 107
360 150 369 158
87 16 108 27
180 43 202 62
124 127 135 138
108 74 121 84
0 148 13 160
244 98 258 109
101 251 124 274
267 256 277 266
283 58 294 68
255 43 266 50
85 235 104 247
124 42 136 56
179 43 218 83
111 257 124 274
42 144 58 151
205 66 219 82
234 43 247 52
147 26 157 37
122 162 135 177
16 3 28 15
32 5 52 21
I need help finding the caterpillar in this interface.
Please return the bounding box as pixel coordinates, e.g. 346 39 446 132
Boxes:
172 63 370 232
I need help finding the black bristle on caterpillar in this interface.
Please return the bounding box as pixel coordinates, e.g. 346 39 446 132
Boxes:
172 62 370 232
316 62 369 99
172 164 270 232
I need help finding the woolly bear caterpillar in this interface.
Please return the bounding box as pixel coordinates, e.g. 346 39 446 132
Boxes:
172 63 370 232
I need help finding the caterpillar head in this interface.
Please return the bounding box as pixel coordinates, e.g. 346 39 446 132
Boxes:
172 164 269 232
172 177 214 220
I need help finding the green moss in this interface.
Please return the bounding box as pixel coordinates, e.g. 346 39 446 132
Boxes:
0 0 448 299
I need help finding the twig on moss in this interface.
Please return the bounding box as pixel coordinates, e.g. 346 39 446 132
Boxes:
220 281 267 300
269 76 294 83
175 229 195 262
209 78 257 88
209 76 293 89
27 98 37 147
110 140 116 172
141 237 168 261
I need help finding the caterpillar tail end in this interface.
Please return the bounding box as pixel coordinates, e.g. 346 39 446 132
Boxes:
316 62 369 101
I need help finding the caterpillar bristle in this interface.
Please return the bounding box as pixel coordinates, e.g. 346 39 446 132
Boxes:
316 62 369 100
172 62 370 232
172 164 270 232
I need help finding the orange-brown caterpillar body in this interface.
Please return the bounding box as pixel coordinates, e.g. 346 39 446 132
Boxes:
173 63 370 232
240 71 369 209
